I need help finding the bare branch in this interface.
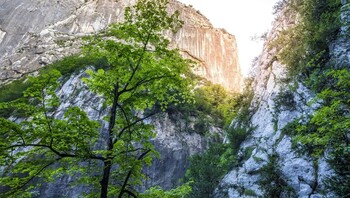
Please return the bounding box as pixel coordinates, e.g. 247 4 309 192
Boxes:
106 84 120 151
5 143 105 161
115 111 157 144
117 149 151 198
120 74 175 96
116 103 131 130
120 31 152 94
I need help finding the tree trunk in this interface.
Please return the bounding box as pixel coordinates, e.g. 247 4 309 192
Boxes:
100 159 112 198
100 85 119 198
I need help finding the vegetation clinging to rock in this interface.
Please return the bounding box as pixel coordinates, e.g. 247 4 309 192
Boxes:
184 80 255 197
0 0 193 197
271 0 342 82
258 153 296 197
275 0 349 196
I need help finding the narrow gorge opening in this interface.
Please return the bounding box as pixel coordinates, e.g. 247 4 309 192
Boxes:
0 0 349 197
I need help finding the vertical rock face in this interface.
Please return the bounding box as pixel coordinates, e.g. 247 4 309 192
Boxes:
31 70 221 197
216 13 322 197
217 2 350 198
0 29 6 45
0 0 241 91
0 0 236 196
170 2 241 92
175 28 241 92
0 0 128 82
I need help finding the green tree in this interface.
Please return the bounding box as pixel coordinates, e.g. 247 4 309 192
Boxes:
271 0 341 80
287 69 350 196
273 0 348 196
325 145 350 197
258 153 295 198
184 143 231 198
140 183 192 198
0 0 193 197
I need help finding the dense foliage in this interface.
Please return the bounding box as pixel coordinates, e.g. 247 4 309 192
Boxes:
184 81 255 197
282 69 350 196
167 82 241 130
0 55 109 118
140 183 192 198
0 0 193 197
325 145 350 197
272 0 342 81
275 0 349 196
258 153 295 197
184 143 230 198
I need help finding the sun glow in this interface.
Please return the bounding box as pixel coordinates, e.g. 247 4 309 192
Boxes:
177 0 279 76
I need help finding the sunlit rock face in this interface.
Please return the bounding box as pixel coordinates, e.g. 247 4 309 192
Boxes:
216 2 350 198
0 0 237 196
0 0 241 91
175 27 241 92
170 2 241 92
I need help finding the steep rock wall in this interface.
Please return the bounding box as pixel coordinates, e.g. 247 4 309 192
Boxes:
169 2 241 91
0 0 241 91
0 1 234 196
31 70 222 197
217 2 350 198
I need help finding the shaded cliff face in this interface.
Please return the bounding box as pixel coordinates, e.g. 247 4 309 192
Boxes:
217 2 350 198
30 70 221 197
0 0 241 91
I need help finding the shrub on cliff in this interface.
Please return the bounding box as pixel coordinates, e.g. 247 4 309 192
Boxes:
275 0 349 195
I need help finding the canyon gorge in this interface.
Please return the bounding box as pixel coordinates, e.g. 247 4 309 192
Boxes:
1 0 349 197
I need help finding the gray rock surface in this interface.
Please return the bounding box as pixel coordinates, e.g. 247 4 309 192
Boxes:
0 0 238 196
217 3 350 198
0 0 242 91
31 70 222 197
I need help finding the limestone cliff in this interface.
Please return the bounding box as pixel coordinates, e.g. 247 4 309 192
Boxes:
169 2 241 91
216 2 350 198
29 70 222 197
0 0 239 196
0 0 241 91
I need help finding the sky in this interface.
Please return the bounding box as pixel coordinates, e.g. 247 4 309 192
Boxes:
177 0 279 75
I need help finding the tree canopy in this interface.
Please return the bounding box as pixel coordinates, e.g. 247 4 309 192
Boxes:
0 0 194 197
